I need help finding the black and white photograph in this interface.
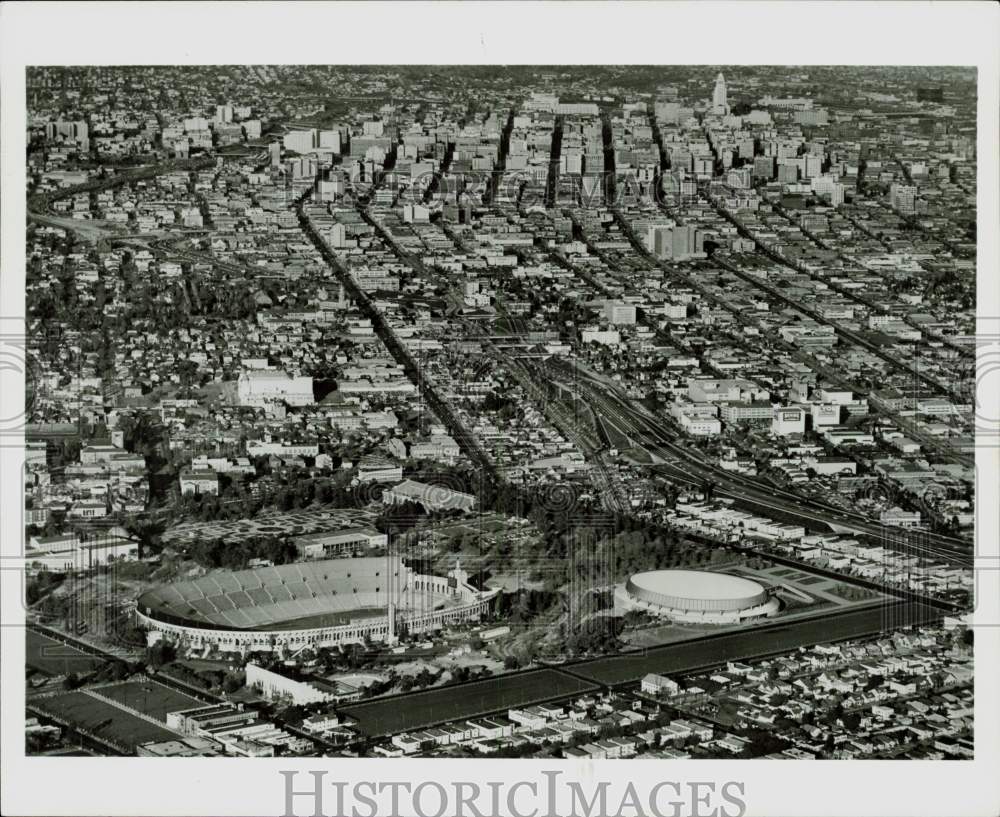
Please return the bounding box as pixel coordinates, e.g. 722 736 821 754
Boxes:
1 3 998 817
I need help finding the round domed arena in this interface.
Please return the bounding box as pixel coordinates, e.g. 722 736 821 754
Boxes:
615 569 780 624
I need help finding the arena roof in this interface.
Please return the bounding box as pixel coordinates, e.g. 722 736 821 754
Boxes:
625 569 769 613
629 570 764 602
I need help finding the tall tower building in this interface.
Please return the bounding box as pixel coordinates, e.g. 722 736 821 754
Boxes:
712 72 729 116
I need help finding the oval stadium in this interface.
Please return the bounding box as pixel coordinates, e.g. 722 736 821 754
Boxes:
135 557 497 652
615 569 780 624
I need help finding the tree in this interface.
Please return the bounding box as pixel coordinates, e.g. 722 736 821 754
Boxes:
280 705 307 726
146 641 175 669
742 728 790 757
222 674 243 694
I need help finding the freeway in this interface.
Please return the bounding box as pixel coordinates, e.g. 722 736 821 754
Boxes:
26 212 127 243
559 211 973 548
28 155 216 213
28 585 949 744
565 599 944 687
148 237 266 280
340 599 944 736
340 668 599 737
27 154 216 244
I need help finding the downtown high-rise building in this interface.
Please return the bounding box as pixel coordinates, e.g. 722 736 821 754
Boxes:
712 72 729 116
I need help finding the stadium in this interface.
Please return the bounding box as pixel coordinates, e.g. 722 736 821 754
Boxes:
614 569 780 624
135 557 498 652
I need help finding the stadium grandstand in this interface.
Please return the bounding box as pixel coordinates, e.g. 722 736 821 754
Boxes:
135 557 497 652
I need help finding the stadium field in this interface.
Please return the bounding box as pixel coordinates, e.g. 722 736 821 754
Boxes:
340 668 599 736
31 691 179 749
27 630 106 676
94 680 202 723
265 607 386 631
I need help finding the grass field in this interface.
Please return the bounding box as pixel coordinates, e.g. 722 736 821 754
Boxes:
95 680 202 723
340 668 599 736
265 607 386 631
796 575 827 586
27 631 106 677
32 691 179 749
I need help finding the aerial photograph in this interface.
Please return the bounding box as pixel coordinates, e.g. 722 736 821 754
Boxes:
22 64 976 760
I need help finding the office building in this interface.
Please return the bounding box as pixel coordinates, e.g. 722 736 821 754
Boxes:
604 300 637 325
753 156 775 179
712 72 729 116
284 129 318 154
772 406 806 436
183 116 209 132
319 129 342 152
649 224 706 262
803 155 823 179
890 183 918 214
45 120 88 142
237 370 314 407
